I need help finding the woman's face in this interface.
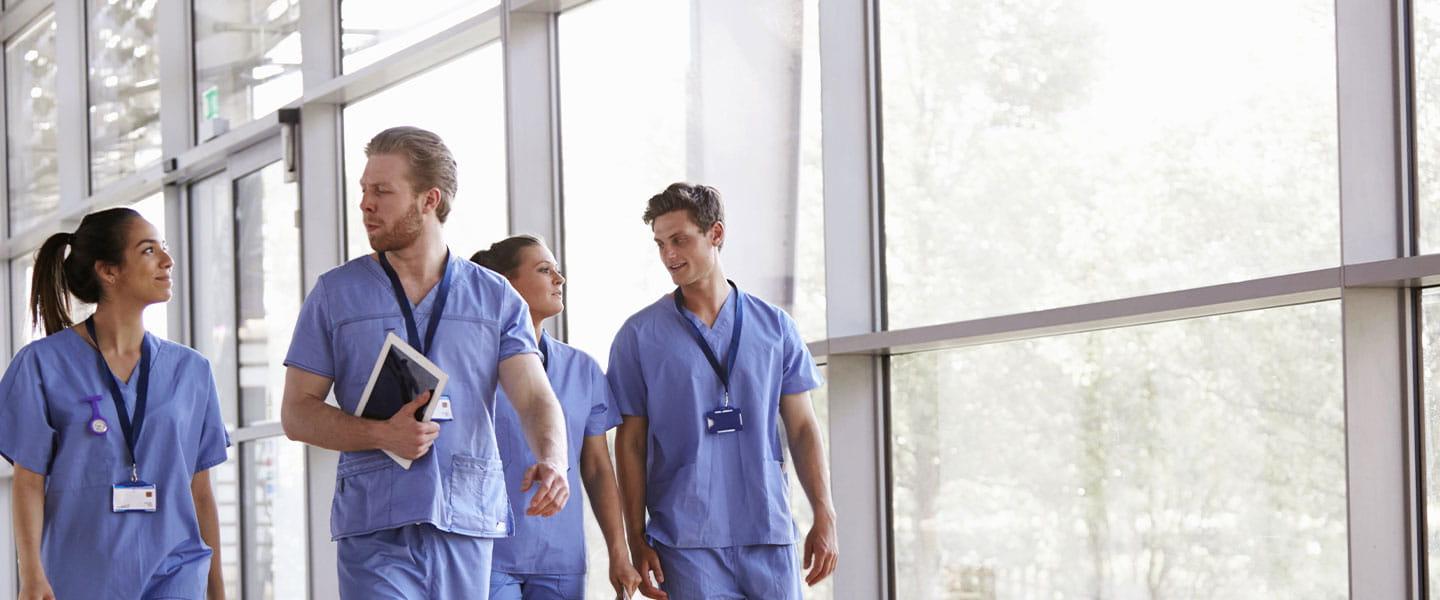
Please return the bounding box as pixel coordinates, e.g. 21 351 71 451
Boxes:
100 217 173 306
508 243 565 321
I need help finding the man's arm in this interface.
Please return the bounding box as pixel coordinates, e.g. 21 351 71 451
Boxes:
280 367 439 459
780 391 838 586
498 353 569 517
617 416 667 599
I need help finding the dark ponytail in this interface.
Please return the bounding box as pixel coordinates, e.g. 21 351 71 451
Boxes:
470 235 545 278
29 207 142 336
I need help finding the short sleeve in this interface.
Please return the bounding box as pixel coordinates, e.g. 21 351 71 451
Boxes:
194 362 231 473
779 312 824 395
284 275 336 377
584 360 622 436
0 346 57 475
497 282 540 361
606 324 648 417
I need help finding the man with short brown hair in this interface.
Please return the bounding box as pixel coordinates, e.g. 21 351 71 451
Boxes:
610 182 838 599
281 126 571 599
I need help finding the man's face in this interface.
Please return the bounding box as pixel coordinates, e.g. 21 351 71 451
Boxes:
359 153 427 253
652 210 722 287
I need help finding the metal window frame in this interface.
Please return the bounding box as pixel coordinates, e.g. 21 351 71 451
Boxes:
0 0 1438 598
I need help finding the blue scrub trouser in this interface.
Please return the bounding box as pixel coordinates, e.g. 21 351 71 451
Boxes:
653 543 802 600
489 571 586 599
337 524 494 600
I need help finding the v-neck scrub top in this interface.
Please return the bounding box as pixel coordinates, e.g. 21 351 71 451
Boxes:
0 328 230 600
284 254 539 541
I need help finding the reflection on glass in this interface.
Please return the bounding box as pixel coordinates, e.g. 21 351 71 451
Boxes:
189 173 240 427
193 0 302 141
1419 2 1440 251
342 43 508 262
340 0 498 73
88 0 162 189
133 193 169 340
212 454 241 600
6 13 60 235
880 0 1340 328
559 0 824 365
241 437 308 600
890 303 1346 598
236 163 301 425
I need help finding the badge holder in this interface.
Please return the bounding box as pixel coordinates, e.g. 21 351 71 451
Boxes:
113 464 157 513
431 395 454 421
705 393 744 434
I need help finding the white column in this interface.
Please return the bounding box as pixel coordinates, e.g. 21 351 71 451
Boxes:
819 0 888 597
1335 0 1422 597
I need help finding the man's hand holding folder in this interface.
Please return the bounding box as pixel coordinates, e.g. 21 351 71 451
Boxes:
371 391 441 461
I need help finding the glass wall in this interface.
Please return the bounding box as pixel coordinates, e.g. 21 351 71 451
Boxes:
87 0 162 189
890 303 1347 598
190 162 306 599
879 0 1340 328
193 0 302 141
342 42 508 262
559 0 826 366
6 12 59 235
339 0 498 73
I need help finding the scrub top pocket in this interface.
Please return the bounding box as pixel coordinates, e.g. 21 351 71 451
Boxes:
447 455 511 536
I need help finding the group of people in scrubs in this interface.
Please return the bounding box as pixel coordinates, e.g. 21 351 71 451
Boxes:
0 125 837 600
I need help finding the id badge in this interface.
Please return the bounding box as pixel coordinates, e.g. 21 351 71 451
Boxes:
113 481 157 513
705 407 744 434
431 395 454 421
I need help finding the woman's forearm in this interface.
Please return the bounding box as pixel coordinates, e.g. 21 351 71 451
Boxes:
12 465 48 584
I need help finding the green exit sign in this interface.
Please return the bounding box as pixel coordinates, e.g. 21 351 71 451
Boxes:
202 86 220 121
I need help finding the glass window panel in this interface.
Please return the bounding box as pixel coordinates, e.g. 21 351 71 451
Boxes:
189 173 240 427
87 0 162 190
10 257 35 351
211 453 241 600
880 0 1340 329
342 43 507 262
786 366 830 600
133 192 169 340
193 0 302 141
6 13 60 235
240 437 308 599
339 0 498 73
559 0 824 365
235 163 301 425
890 303 1346 598
1420 288 1440 591
1420 3 1440 252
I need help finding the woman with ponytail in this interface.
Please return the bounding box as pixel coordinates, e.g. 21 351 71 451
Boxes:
0 207 229 599
472 236 642 599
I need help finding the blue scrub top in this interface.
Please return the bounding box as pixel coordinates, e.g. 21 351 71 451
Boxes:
285 254 539 541
0 328 230 599
607 286 823 549
492 331 621 575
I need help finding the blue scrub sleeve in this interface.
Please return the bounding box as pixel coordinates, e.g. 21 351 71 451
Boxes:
779 313 824 395
194 365 231 473
0 346 57 475
497 285 540 361
584 361 622 436
284 275 336 378
606 325 648 417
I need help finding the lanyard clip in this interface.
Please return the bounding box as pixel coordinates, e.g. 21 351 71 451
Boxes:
130 463 139 483
723 390 730 408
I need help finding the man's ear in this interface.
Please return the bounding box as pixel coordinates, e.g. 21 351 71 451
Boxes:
422 187 443 214
709 220 726 249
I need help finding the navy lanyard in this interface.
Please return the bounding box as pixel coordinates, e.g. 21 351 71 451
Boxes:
377 250 453 357
85 317 151 480
673 281 743 407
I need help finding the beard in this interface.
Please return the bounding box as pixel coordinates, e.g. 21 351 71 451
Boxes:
367 200 425 253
